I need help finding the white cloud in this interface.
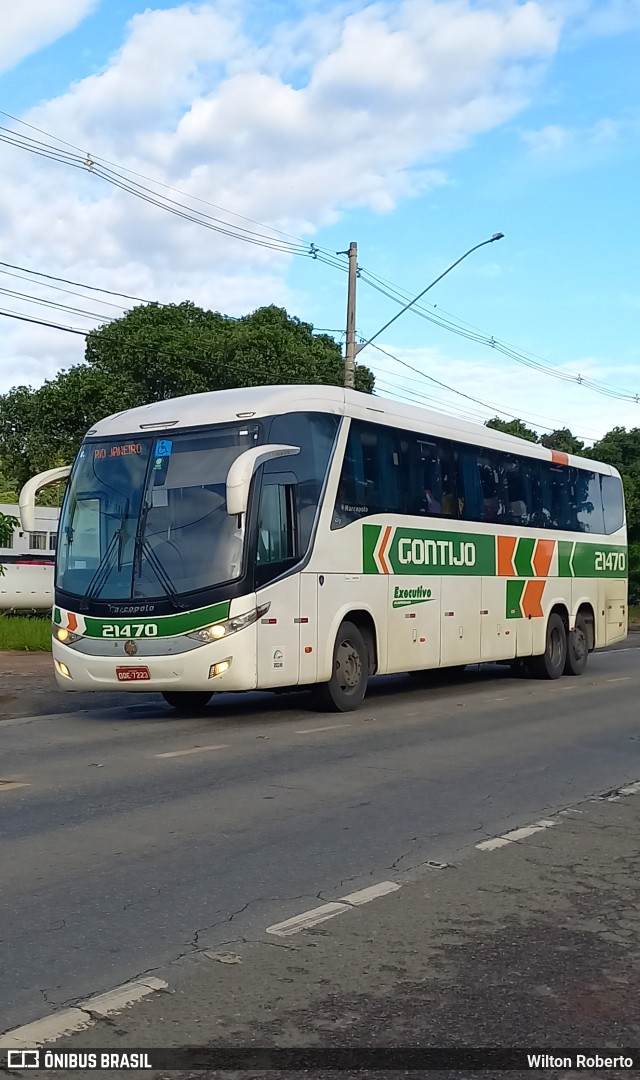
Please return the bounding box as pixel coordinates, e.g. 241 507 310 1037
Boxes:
0 0 98 76
367 343 640 443
0 0 560 392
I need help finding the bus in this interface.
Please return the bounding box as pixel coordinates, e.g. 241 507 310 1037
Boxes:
19 384 627 712
0 503 58 612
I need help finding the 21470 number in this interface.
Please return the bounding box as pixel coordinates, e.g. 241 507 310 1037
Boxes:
102 623 158 638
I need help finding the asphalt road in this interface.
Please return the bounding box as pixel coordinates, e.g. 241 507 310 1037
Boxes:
1 640 639 1038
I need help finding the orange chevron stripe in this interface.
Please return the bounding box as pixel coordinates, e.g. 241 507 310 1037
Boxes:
497 535 517 577
533 539 554 577
378 525 392 575
67 612 78 632
522 580 545 618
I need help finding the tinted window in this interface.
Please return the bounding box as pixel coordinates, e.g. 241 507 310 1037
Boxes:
503 454 535 526
400 432 458 518
256 484 295 566
574 468 605 533
267 412 339 552
602 474 625 534
456 446 508 524
332 420 402 529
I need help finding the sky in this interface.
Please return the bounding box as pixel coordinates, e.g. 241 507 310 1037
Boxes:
0 0 639 446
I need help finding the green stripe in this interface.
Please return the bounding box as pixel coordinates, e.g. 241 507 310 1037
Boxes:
514 537 535 577
570 543 627 579
558 541 574 578
506 580 525 619
362 525 382 574
82 600 231 639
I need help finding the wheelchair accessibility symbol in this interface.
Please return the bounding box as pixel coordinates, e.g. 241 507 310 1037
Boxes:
154 439 173 457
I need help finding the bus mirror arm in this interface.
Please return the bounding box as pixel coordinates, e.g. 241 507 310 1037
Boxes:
226 445 301 517
19 466 72 534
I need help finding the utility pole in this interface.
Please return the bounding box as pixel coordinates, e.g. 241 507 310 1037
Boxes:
344 241 357 389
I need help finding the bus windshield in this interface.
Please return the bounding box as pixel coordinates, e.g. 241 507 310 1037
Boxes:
56 424 262 601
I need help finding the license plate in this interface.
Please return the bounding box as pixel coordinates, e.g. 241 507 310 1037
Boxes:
116 666 150 682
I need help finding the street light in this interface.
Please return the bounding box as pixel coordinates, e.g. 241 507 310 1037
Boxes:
354 233 504 360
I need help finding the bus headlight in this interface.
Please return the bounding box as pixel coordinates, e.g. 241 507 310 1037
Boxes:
188 603 270 644
54 625 81 644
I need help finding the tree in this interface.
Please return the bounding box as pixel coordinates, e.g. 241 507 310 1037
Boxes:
485 417 539 442
0 510 18 578
540 428 585 455
0 303 375 484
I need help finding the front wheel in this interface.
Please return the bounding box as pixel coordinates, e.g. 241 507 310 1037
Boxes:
315 620 369 713
161 691 212 712
564 613 589 676
528 613 567 680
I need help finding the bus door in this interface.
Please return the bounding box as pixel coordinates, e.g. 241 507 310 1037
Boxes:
254 472 303 689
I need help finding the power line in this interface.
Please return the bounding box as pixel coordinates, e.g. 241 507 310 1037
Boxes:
2 114 636 406
0 308 87 335
0 259 153 304
358 268 640 405
364 341 595 439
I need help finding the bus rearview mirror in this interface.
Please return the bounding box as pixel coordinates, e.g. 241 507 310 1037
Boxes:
19 466 72 534
226 445 301 517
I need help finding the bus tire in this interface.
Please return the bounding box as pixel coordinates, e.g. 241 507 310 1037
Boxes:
161 691 212 711
564 613 589 676
528 613 567 680
315 620 368 712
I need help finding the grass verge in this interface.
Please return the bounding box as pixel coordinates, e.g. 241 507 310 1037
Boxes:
0 615 51 651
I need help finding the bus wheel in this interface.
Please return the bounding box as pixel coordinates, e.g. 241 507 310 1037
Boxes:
528 613 567 680
564 613 589 676
316 621 368 712
161 691 212 712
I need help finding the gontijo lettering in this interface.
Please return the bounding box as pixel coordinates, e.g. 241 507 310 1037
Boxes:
398 537 476 567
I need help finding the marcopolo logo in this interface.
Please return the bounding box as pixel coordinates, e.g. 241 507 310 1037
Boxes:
392 585 433 609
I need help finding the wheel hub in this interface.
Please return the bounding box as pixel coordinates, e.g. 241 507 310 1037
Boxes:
336 640 361 691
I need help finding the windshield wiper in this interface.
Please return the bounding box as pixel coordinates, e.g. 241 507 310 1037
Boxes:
79 502 131 610
133 503 184 610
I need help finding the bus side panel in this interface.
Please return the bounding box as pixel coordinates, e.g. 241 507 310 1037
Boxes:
599 578 627 646
298 573 319 685
256 577 301 688
386 573 441 673
480 577 516 663
440 576 481 667
317 573 386 680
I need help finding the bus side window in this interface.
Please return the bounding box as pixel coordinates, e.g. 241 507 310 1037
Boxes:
256 483 295 566
332 420 402 528
504 455 531 525
602 474 624 534
574 468 605 533
455 447 483 521
401 433 456 517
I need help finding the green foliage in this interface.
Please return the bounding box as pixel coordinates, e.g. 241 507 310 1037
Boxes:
0 302 375 487
0 511 18 546
485 417 539 442
540 428 585 455
0 614 51 651
0 511 18 578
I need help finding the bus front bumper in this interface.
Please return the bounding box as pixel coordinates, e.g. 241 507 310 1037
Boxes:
51 633 258 693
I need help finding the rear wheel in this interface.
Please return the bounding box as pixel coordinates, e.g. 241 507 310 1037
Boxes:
161 691 212 712
564 613 589 676
315 620 369 712
527 613 567 680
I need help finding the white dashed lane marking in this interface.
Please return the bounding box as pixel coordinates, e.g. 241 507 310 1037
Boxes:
266 881 401 936
0 978 168 1049
476 819 557 852
295 725 351 734
155 744 229 759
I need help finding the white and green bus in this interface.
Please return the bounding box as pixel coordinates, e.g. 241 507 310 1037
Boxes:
20 384 627 712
